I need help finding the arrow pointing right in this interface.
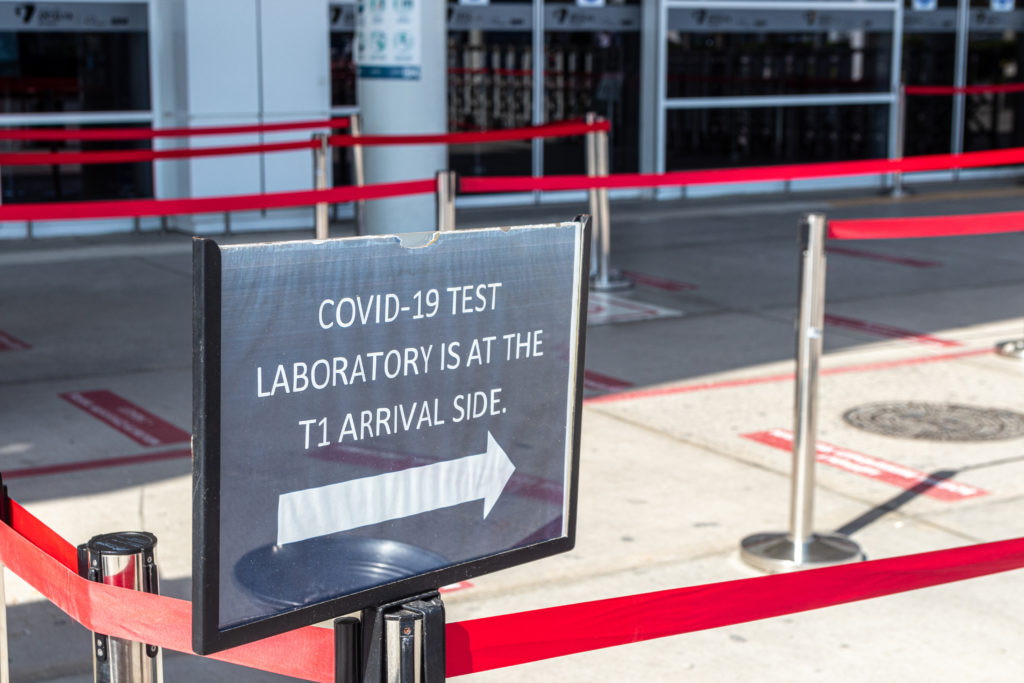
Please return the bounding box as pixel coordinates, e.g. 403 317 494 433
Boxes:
277 431 515 546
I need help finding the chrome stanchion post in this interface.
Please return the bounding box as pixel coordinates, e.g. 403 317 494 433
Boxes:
350 114 366 237
78 532 161 683
0 564 7 683
995 323 1024 360
590 115 632 292
890 83 907 197
740 214 864 572
434 170 456 232
314 132 330 240
0 476 9 683
585 112 599 278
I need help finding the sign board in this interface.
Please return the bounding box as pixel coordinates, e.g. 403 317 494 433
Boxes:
192 222 589 654
355 0 422 80
991 0 1015 12
0 2 148 32
912 0 937 10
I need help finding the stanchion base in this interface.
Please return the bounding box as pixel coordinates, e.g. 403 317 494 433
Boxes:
995 339 1024 360
740 532 864 573
590 270 634 292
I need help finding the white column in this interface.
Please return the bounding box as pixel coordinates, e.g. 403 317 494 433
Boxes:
356 0 447 234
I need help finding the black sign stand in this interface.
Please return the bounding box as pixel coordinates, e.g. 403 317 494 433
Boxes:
335 592 445 683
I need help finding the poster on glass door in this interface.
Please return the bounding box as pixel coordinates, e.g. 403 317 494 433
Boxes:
356 0 421 80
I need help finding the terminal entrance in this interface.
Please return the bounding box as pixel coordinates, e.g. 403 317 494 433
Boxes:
329 1 642 183
0 1 151 203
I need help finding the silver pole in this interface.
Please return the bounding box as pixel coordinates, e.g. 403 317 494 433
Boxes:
890 84 906 197
790 213 827 548
434 170 456 232
590 116 632 292
739 214 863 573
585 113 600 278
350 114 366 236
82 532 161 683
314 133 330 240
0 567 9 683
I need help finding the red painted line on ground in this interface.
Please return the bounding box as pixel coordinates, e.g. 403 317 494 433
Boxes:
620 270 698 292
3 448 191 480
824 314 962 348
0 330 31 351
59 390 191 446
825 245 941 269
742 429 987 500
585 347 992 405
583 370 635 393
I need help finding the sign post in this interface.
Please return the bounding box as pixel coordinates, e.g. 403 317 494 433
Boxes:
192 219 590 659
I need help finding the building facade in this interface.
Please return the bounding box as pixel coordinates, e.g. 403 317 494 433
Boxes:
0 0 1020 236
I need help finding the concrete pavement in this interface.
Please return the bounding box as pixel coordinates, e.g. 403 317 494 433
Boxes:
1 179 1024 680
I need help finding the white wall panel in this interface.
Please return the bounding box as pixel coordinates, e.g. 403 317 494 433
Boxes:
259 0 331 116
185 0 259 117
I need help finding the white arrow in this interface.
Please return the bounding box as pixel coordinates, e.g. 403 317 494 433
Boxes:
277 431 516 546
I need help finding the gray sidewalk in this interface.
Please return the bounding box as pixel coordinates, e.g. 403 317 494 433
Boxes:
2 180 1024 681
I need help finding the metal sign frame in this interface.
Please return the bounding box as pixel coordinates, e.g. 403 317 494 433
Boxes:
192 221 590 655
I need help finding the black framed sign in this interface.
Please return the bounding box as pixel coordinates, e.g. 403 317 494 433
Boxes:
192 221 589 654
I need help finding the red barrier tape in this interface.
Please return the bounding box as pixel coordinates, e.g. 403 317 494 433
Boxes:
905 83 1024 96
460 145 1024 194
2 502 333 682
0 179 435 222
0 120 606 167
328 119 608 147
444 536 1024 675
2 497 1024 680
828 210 1024 240
0 139 319 167
0 118 350 142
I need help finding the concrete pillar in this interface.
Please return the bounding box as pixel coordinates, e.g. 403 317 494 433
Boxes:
356 0 447 234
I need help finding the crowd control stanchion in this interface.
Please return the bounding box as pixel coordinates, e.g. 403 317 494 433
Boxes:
740 214 863 572
995 333 1024 360
0 475 9 683
587 114 631 292
434 170 456 232
77 532 161 683
314 132 330 240
888 84 907 197
585 113 600 278
350 114 367 236
333 592 445 683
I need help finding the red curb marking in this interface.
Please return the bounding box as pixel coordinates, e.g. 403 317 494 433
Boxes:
0 330 31 351
4 448 192 480
825 245 941 269
742 429 987 501
824 314 962 348
585 347 992 405
583 370 634 393
60 390 191 447
619 270 698 292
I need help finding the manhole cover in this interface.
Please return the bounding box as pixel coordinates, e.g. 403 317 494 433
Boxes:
843 402 1024 442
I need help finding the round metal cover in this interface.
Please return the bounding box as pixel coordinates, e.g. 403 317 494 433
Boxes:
843 402 1024 442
